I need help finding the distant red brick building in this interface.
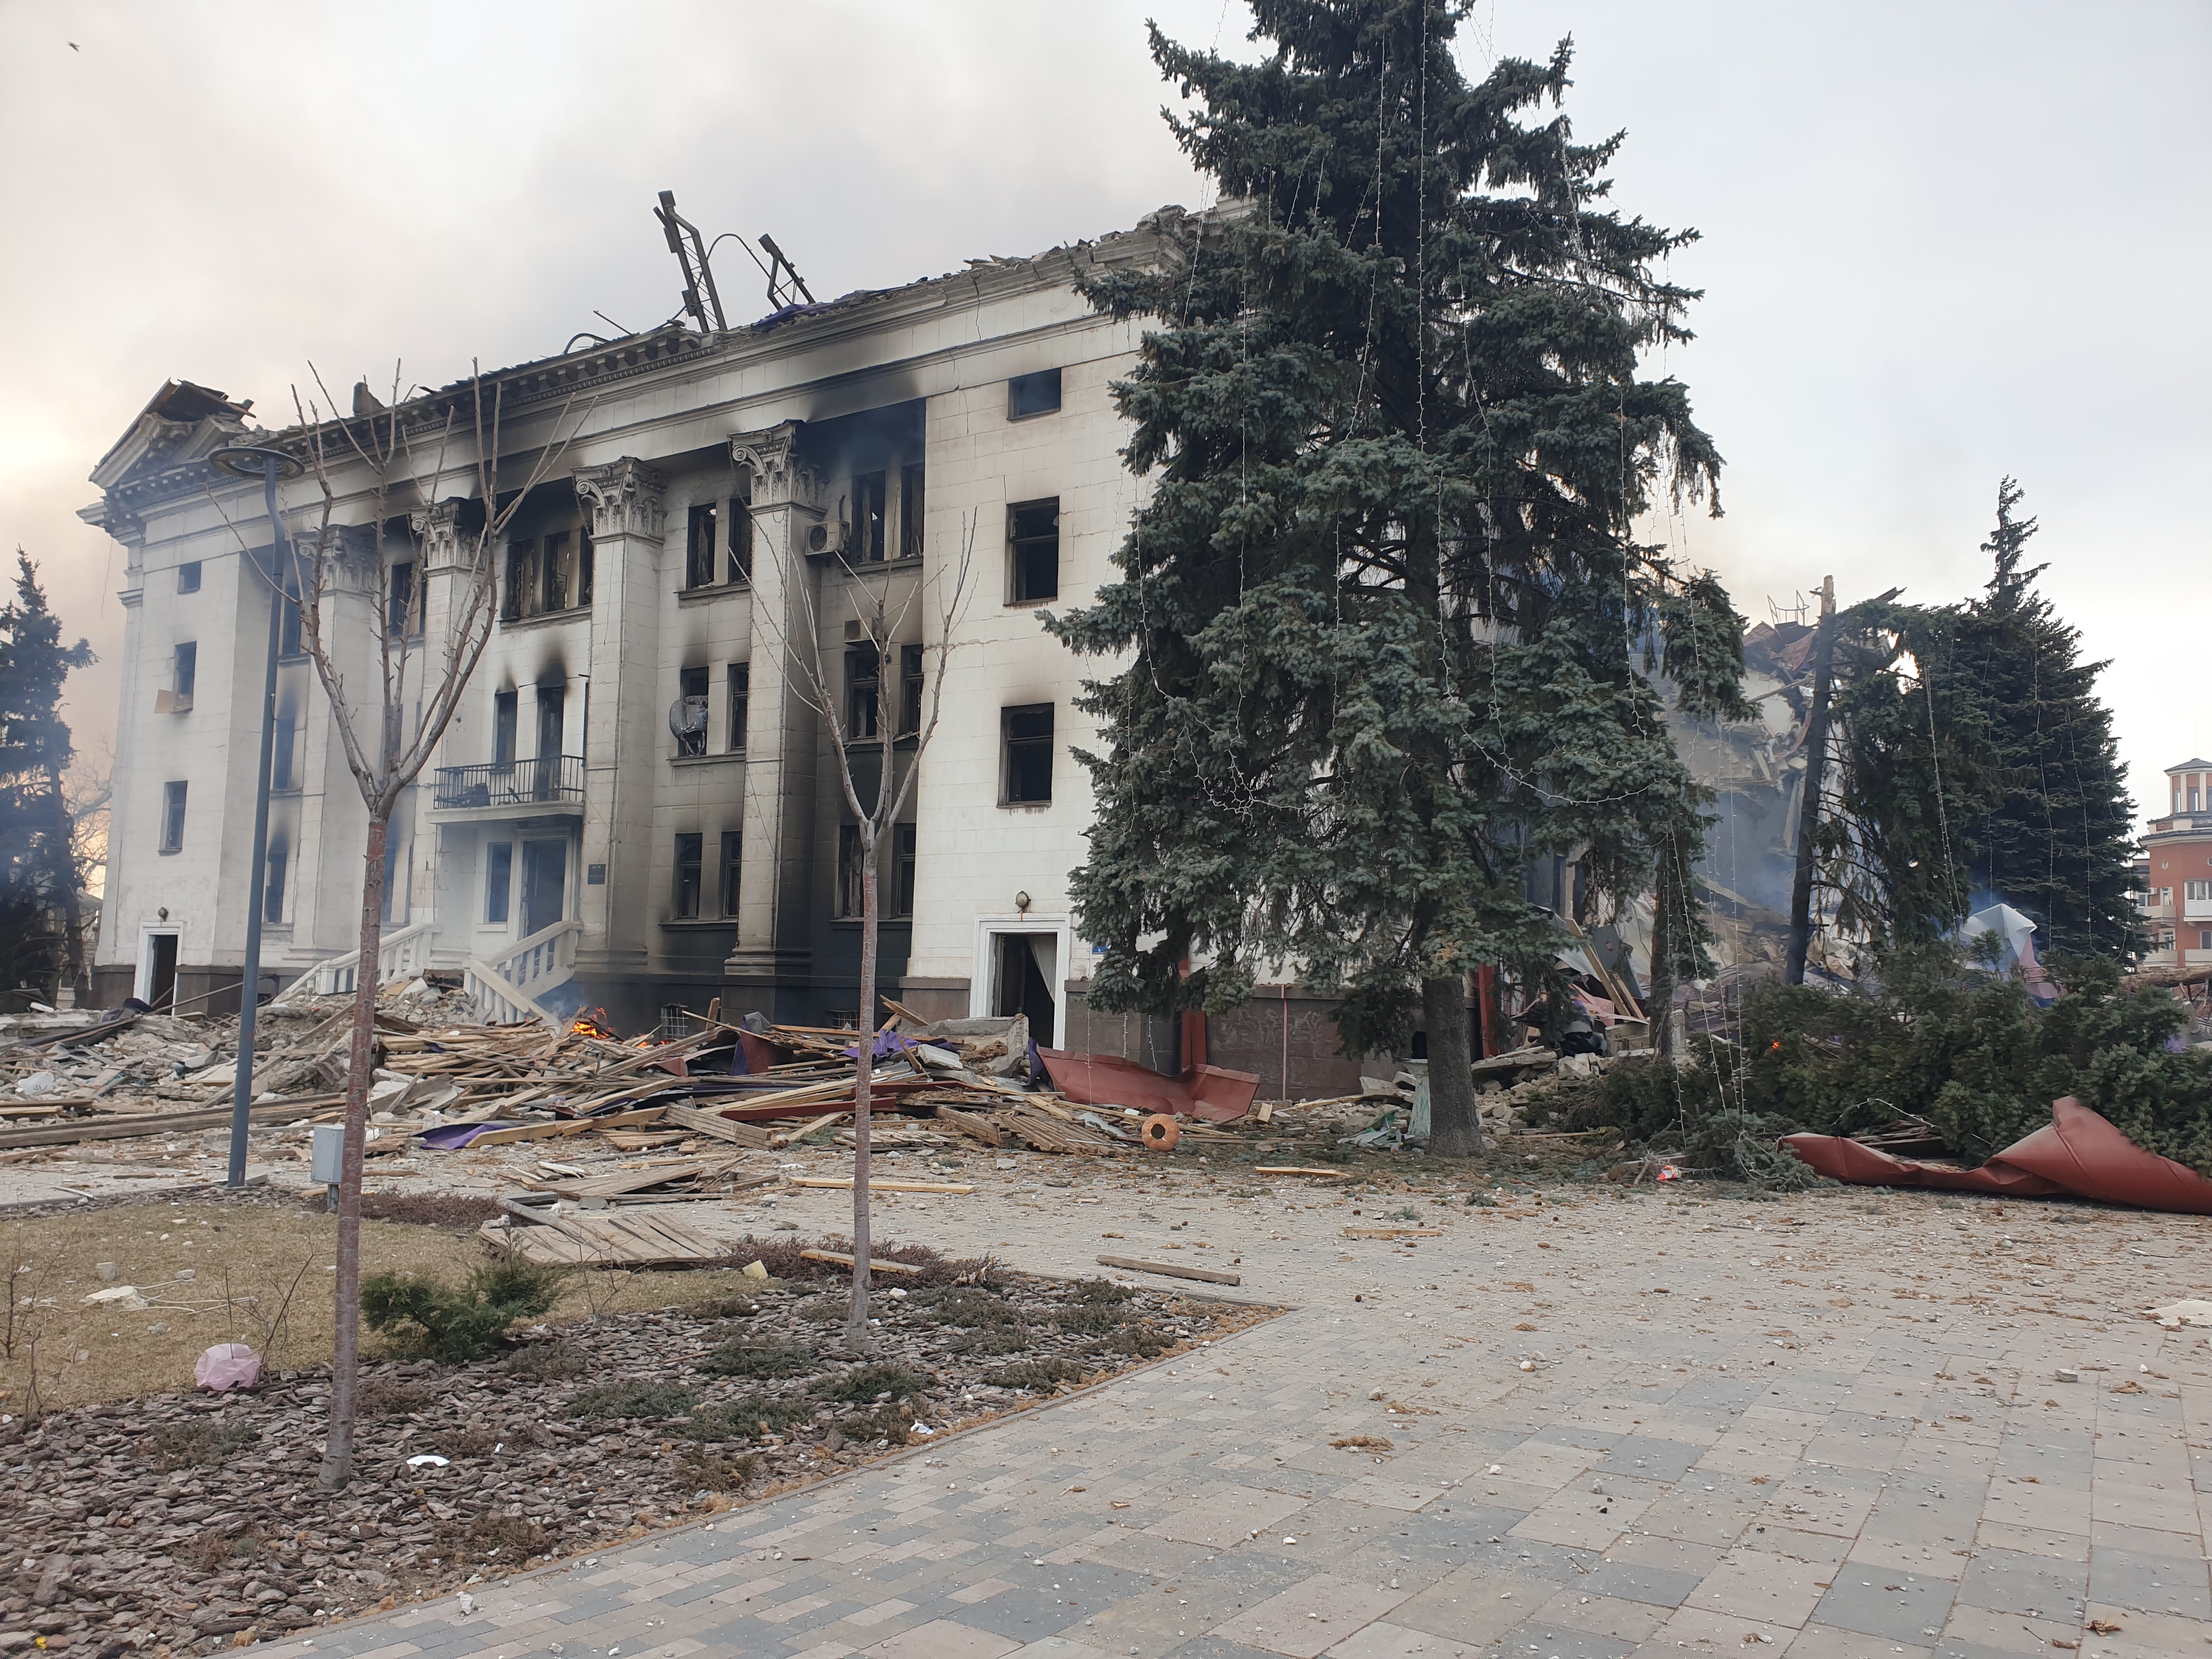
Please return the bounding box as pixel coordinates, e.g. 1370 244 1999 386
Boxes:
2138 757 2212 967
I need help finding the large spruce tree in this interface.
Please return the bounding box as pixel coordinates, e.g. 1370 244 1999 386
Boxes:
0 552 94 997
1048 1 1750 1154
1951 479 2137 957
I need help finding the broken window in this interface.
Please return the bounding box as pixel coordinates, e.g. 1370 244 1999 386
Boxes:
177 561 201 594
892 822 916 918
160 781 188 853
686 504 718 589
485 842 512 924
540 533 571 614
1009 499 1059 603
504 541 532 620
272 713 296 791
847 646 881 740
388 561 420 636
173 641 197 704
676 665 709 756
1002 703 1053 804
899 644 924 737
721 829 744 919
1008 368 1062 419
263 847 287 925
279 573 303 657
673 833 703 918
578 527 595 606
836 823 865 918
493 689 519 768
728 477 754 582
727 662 749 752
852 471 887 564
899 463 926 561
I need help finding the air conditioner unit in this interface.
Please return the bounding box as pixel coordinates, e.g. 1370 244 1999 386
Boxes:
805 519 845 556
667 696 709 738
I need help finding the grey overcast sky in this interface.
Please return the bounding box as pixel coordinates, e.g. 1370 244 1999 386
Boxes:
2 1 2205 816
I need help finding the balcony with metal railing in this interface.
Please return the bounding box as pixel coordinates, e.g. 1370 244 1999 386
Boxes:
429 755 585 816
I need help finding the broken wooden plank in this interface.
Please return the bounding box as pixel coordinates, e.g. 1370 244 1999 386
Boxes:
1095 1253 1240 1286
662 1102 775 1147
0 1093 346 1150
1341 1226 1443 1239
465 1105 667 1146
771 1110 848 1148
798 1247 924 1275
1254 1166 1350 1178
789 1177 973 1194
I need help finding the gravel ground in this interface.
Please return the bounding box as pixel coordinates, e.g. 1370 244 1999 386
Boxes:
0 1247 1274 1655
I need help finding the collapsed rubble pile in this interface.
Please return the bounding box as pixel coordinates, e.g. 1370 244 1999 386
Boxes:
0 1250 1263 1652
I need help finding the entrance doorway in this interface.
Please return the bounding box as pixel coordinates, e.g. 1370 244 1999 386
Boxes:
992 932 1058 1036
143 933 179 1010
520 841 567 938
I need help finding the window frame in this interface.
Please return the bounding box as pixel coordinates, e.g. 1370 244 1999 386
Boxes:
1007 368 1062 420
721 829 744 919
836 823 865 918
891 822 917 918
851 471 888 565
673 832 704 919
675 665 709 757
899 462 926 561
160 781 188 853
484 841 513 924
271 713 297 792
263 846 288 924
492 689 520 768
727 662 750 752
173 641 198 702
898 644 924 737
1008 498 1060 603
727 479 754 583
846 646 881 741
1001 703 1054 805
177 561 202 594
685 504 719 590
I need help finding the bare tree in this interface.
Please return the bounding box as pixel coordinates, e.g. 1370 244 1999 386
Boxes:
216 365 586 1487
753 509 975 1346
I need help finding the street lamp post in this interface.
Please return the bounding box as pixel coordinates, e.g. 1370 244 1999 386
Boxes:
210 444 303 1188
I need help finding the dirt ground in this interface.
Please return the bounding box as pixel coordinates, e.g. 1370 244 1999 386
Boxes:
0 1195 782 1415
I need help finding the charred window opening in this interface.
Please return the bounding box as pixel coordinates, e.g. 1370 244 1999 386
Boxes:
160 781 188 853
685 504 718 590
676 665 709 757
1009 499 1059 603
729 475 754 582
504 541 531 622
493 689 519 767
727 662 749 751
540 533 571 617
388 561 421 636
899 463 925 561
279 572 303 657
836 823 865 918
852 471 887 564
1002 703 1053 804
892 822 916 918
898 644 924 737
271 712 297 792
1008 368 1062 420
578 527 595 606
171 642 197 710
846 646 881 740
504 520 588 619
721 829 743 919
263 845 287 924
673 832 704 918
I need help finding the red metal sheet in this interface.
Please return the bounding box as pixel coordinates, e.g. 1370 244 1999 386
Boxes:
1036 1049 1261 1123
1781 1096 2212 1214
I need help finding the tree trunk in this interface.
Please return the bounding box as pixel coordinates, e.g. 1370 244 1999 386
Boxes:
319 810 388 1491
846 841 877 1350
1785 577 1838 986
1422 972 1483 1158
1647 850 1677 1063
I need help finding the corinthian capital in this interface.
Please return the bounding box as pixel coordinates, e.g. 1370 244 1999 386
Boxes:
574 458 667 541
409 499 466 568
729 421 821 512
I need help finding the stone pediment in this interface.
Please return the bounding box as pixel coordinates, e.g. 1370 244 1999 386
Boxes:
86 380 257 502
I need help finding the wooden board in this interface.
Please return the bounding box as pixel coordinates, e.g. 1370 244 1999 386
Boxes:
1255 1166 1348 1178
662 1102 775 1147
0 1093 346 1150
789 1177 973 1194
1095 1253 1241 1286
797 1248 923 1275
466 1105 667 1146
483 1209 726 1267
1341 1226 1443 1239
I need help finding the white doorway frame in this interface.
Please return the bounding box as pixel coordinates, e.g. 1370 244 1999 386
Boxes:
969 913 1071 1049
135 928 181 1005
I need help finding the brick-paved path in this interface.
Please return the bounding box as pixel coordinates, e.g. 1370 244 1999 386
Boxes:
257 1161 2209 1659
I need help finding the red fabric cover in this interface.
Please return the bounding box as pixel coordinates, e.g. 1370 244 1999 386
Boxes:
1781 1096 2212 1214
1037 1050 1262 1122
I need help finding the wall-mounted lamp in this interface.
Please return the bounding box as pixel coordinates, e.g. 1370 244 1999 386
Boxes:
157 907 169 922
1014 891 1031 915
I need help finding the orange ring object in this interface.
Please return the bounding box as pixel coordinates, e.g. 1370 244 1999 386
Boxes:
1139 1114 1181 1152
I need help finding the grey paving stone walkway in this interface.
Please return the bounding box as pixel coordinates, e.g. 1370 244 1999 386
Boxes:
257 1161 2209 1659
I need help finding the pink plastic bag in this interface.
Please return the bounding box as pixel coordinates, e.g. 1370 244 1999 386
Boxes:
194 1342 262 1391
